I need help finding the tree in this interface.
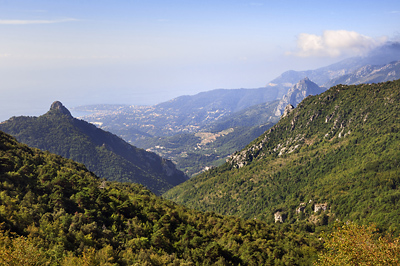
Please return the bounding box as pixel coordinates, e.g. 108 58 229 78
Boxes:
315 222 400 266
0 229 49 266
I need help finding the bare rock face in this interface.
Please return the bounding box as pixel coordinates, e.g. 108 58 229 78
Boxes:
296 202 306 214
274 211 285 223
50 101 72 117
314 203 328 212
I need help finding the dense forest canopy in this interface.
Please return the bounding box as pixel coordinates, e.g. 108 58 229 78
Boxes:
0 130 321 265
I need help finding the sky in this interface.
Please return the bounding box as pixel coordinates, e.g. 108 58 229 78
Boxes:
0 0 399 121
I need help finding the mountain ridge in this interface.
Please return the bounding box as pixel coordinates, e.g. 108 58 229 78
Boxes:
0 101 187 195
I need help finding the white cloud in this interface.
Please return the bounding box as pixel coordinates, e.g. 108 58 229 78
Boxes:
288 30 387 57
0 18 78 25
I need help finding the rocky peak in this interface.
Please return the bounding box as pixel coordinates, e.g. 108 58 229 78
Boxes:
274 78 325 116
49 101 72 117
291 77 317 91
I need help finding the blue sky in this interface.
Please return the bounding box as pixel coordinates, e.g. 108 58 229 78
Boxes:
0 0 399 121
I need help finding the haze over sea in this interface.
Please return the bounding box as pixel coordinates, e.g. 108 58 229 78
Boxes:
1 0 399 122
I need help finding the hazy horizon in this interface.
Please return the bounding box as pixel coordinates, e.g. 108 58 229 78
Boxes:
1 0 400 122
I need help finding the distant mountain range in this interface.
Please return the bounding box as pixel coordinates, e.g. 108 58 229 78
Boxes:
73 42 400 176
74 43 400 138
268 42 400 89
73 86 283 141
323 59 400 88
164 80 400 233
0 101 187 194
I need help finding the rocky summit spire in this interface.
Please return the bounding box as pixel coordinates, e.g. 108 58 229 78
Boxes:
50 101 72 117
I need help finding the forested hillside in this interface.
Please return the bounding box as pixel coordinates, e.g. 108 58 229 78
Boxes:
0 131 321 265
0 101 187 195
164 80 400 235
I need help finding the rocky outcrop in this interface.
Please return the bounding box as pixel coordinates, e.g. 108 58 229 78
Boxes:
274 211 285 223
296 203 306 214
281 104 294 118
314 203 328 212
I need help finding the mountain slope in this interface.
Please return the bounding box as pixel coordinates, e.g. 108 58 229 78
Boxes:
0 101 187 195
204 100 280 132
0 130 321 265
164 80 400 233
